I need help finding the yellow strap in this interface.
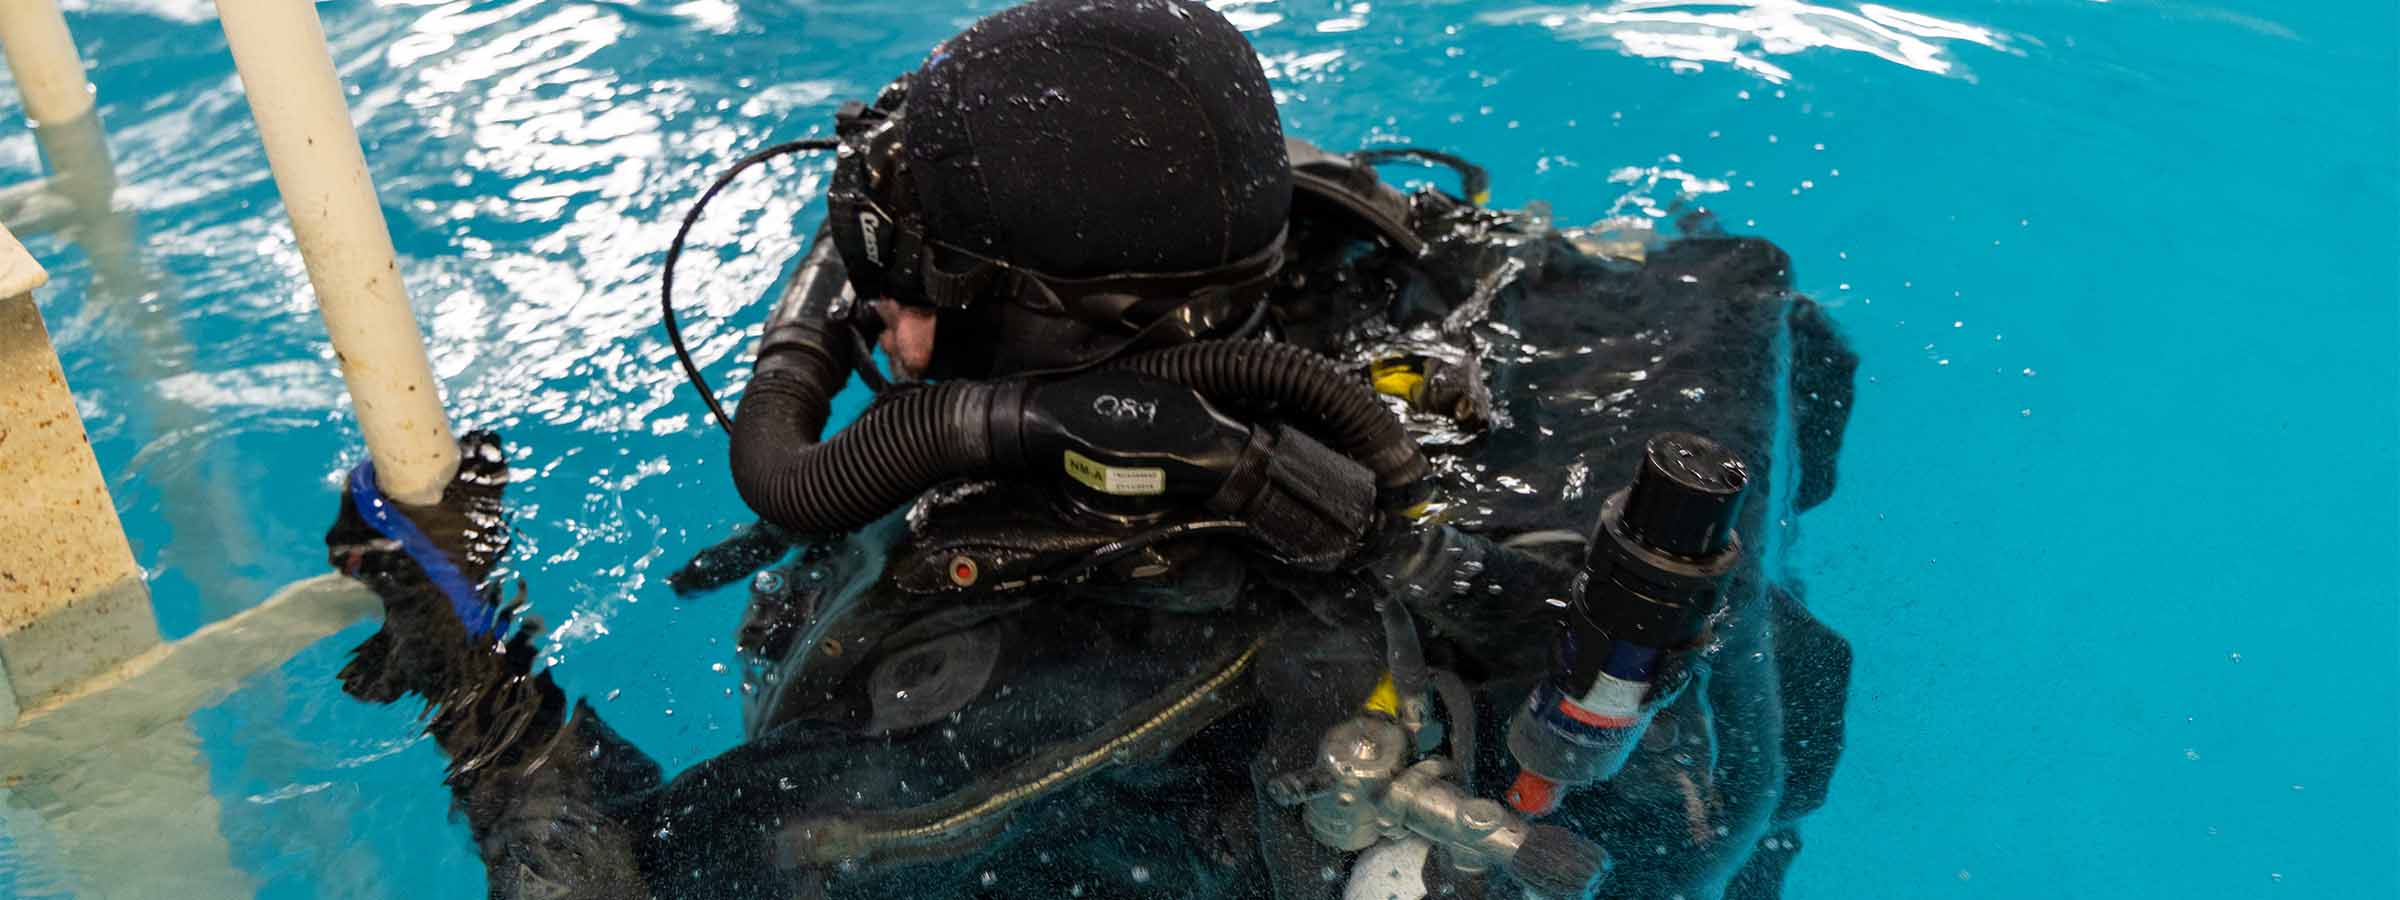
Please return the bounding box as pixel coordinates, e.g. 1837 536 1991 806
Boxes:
1362 672 1400 718
1370 359 1425 402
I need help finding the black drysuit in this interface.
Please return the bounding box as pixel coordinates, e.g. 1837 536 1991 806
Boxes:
329 196 1857 900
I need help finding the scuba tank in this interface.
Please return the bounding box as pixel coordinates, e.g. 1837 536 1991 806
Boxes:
1503 432 1749 816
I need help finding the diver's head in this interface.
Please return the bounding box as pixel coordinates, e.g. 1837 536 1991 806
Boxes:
829 0 1292 380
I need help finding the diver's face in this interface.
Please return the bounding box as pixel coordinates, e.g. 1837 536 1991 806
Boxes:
874 298 939 380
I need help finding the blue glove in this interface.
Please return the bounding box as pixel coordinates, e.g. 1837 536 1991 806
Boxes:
327 430 520 703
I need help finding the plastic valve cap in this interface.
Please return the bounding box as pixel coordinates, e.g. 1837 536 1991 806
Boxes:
1506 769 1562 817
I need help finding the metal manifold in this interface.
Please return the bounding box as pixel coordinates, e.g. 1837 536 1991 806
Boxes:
1272 714 1610 899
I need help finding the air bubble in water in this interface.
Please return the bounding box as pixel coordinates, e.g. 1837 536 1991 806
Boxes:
1131 865 1152 884
980 871 997 887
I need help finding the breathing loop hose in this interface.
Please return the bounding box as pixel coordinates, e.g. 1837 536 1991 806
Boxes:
728 299 1431 536
1098 341 1431 500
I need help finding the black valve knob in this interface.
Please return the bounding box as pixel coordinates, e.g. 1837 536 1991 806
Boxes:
1509 823 1609 898
1619 432 1747 560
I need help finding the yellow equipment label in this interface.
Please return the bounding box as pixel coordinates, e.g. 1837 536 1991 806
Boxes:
1063 450 1166 496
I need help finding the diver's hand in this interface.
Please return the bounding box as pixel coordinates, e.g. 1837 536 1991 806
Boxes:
326 430 511 586
327 430 519 703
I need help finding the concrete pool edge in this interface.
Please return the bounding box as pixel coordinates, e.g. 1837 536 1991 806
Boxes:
0 220 163 727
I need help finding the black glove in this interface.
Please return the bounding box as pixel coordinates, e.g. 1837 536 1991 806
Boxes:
328 430 523 704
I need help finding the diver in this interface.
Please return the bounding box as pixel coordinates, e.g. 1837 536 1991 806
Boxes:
326 1 1859 898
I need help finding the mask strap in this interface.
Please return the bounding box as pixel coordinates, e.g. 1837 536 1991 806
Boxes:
919 245 999 309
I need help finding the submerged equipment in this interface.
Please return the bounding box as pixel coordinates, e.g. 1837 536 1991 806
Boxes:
1504 432 1748 816
1276 713 1609 899
1269 430 1742 898
779 634 1269 867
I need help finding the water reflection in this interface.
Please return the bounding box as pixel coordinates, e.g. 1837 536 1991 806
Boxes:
56 0 216 22
366 0 844 438
1482 0 2008 82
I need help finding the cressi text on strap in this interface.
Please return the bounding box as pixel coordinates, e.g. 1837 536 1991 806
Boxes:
348 461 502 641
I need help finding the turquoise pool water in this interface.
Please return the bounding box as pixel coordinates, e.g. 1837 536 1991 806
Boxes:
3 0 2393 897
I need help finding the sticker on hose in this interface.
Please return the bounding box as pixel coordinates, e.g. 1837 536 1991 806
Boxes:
1064 450 1165 496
